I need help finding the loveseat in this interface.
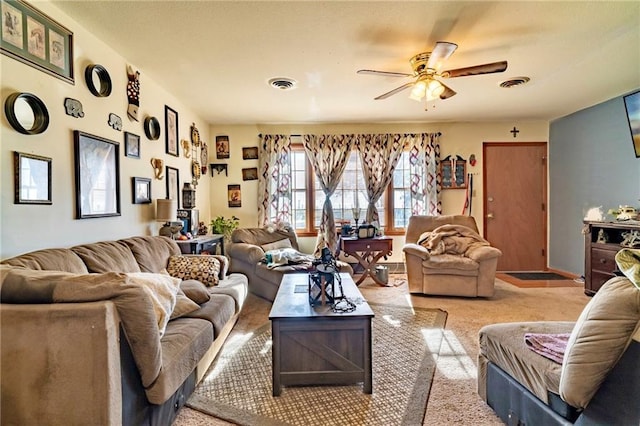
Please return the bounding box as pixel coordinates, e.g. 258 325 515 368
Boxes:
478 274 640 425
0 235 248 426
403 215 502 297
227 226 352 301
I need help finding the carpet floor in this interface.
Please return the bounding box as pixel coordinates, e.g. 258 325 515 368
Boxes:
188 304 447 425
174 275 591 426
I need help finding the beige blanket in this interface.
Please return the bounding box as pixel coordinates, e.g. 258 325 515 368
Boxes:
615 248 640 289
418 224 489 256
1 269 180 389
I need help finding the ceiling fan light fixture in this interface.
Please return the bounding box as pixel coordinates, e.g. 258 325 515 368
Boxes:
426 79 445 101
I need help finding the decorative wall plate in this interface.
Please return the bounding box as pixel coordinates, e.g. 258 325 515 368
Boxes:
144 116 160 140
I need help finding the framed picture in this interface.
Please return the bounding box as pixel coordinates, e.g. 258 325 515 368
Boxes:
242 146 258 160
228 184 241 207
132 177 151 204
13 151 51 204
623 90 640 158
166 166 180 207
165 105 179 156
216 135 230 159
242 167 258 181
1 0 74 84
73 131 120 219
124 131 140 158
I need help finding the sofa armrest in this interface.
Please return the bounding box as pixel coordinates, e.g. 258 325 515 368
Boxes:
227 242 266 265
467 245 502 262
402 243 431 260
1 301 122 425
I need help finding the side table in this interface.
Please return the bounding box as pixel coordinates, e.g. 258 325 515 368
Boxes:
175 234 225 255
340 236 393 286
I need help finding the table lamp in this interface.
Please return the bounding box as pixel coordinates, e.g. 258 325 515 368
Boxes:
156 199 181 238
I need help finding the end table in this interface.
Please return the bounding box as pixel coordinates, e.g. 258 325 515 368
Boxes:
340 236 392 286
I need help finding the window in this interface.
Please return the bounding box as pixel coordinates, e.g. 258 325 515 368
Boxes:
291 146 409 235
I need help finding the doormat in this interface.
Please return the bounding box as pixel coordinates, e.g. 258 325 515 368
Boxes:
506 272 569 281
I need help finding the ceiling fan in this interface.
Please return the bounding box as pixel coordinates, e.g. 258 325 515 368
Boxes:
357 41 507 109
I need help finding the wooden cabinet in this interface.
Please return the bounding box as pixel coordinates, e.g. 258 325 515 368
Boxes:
583 221 640 296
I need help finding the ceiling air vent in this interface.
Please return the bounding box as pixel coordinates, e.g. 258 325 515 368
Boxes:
499 77 530 88
268 77 298 90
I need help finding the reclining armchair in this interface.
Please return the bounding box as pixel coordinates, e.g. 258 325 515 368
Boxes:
227 226 353 301
402 215 502 297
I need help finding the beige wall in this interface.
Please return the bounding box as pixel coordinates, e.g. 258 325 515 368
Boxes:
209 122 549 261
1 1 210 259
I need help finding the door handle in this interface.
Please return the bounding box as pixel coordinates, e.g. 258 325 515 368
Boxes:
486 213 494 219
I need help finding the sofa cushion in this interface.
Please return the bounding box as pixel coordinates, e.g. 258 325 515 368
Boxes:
232 227 300 251
1 248 88 273
261 238 292 252
184 293 237 337
559 276 640 409
180 280 211 304
479 321 575 404
120 236 181 273
72 241 141 273
167 255 220 287
146 317 214 404
422 254 479 273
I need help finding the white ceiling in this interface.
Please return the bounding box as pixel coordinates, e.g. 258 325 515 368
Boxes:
52 1 640 125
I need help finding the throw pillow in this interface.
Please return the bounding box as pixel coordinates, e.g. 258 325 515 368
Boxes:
167 255 221 287
261 238 292 252
170 288 200 320
180 279 211 304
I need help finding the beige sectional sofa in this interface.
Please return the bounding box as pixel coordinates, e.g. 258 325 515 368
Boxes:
478 275 640 425
0 235 248 426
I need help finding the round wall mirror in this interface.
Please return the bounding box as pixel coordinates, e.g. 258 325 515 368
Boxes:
84 64 112 97
4 92 49 135
144 116 161 140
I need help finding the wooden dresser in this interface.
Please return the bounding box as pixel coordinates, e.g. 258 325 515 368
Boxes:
583 220 640 296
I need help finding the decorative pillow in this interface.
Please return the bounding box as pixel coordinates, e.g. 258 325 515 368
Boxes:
166 255 220 287
261 238 292 252
170 288 200 320
180 279 211 304
211 255 229 280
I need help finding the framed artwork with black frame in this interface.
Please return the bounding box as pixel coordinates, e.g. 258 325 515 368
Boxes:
165 105 179 156
216 135 230 159
73 130 120 219
13 151 52 204
124 131 140 158
0 0 74 84
166 166 180 207
228 184 241 207
132 177 151 204
623 90 640 158
242 146 258 160
242 167 258 181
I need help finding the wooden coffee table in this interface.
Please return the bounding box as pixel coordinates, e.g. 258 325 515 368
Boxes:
268 273 374 396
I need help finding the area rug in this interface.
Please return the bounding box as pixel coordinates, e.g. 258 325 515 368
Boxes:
187 304 447 426
506 272 568 281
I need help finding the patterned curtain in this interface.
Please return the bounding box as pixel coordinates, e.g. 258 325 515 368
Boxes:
407 133 442 216
257 134 292 226
356 134 405 223
304 134 356 254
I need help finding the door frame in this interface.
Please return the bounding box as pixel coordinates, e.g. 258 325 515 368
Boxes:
482 141 548 271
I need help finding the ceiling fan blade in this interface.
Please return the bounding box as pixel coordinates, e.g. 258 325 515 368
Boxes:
439 81 457 100
426 41 458 70
443 61 508 78
357 69 412 78
374 82 415 100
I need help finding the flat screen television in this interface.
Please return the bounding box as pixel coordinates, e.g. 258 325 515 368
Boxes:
623 90 640 158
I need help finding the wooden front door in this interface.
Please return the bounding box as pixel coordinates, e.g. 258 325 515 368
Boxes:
483 142 547 271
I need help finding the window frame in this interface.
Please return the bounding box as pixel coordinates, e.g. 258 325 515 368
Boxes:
290 143 408 237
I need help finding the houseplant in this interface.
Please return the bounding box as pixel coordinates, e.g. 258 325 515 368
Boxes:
210 215 239 241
